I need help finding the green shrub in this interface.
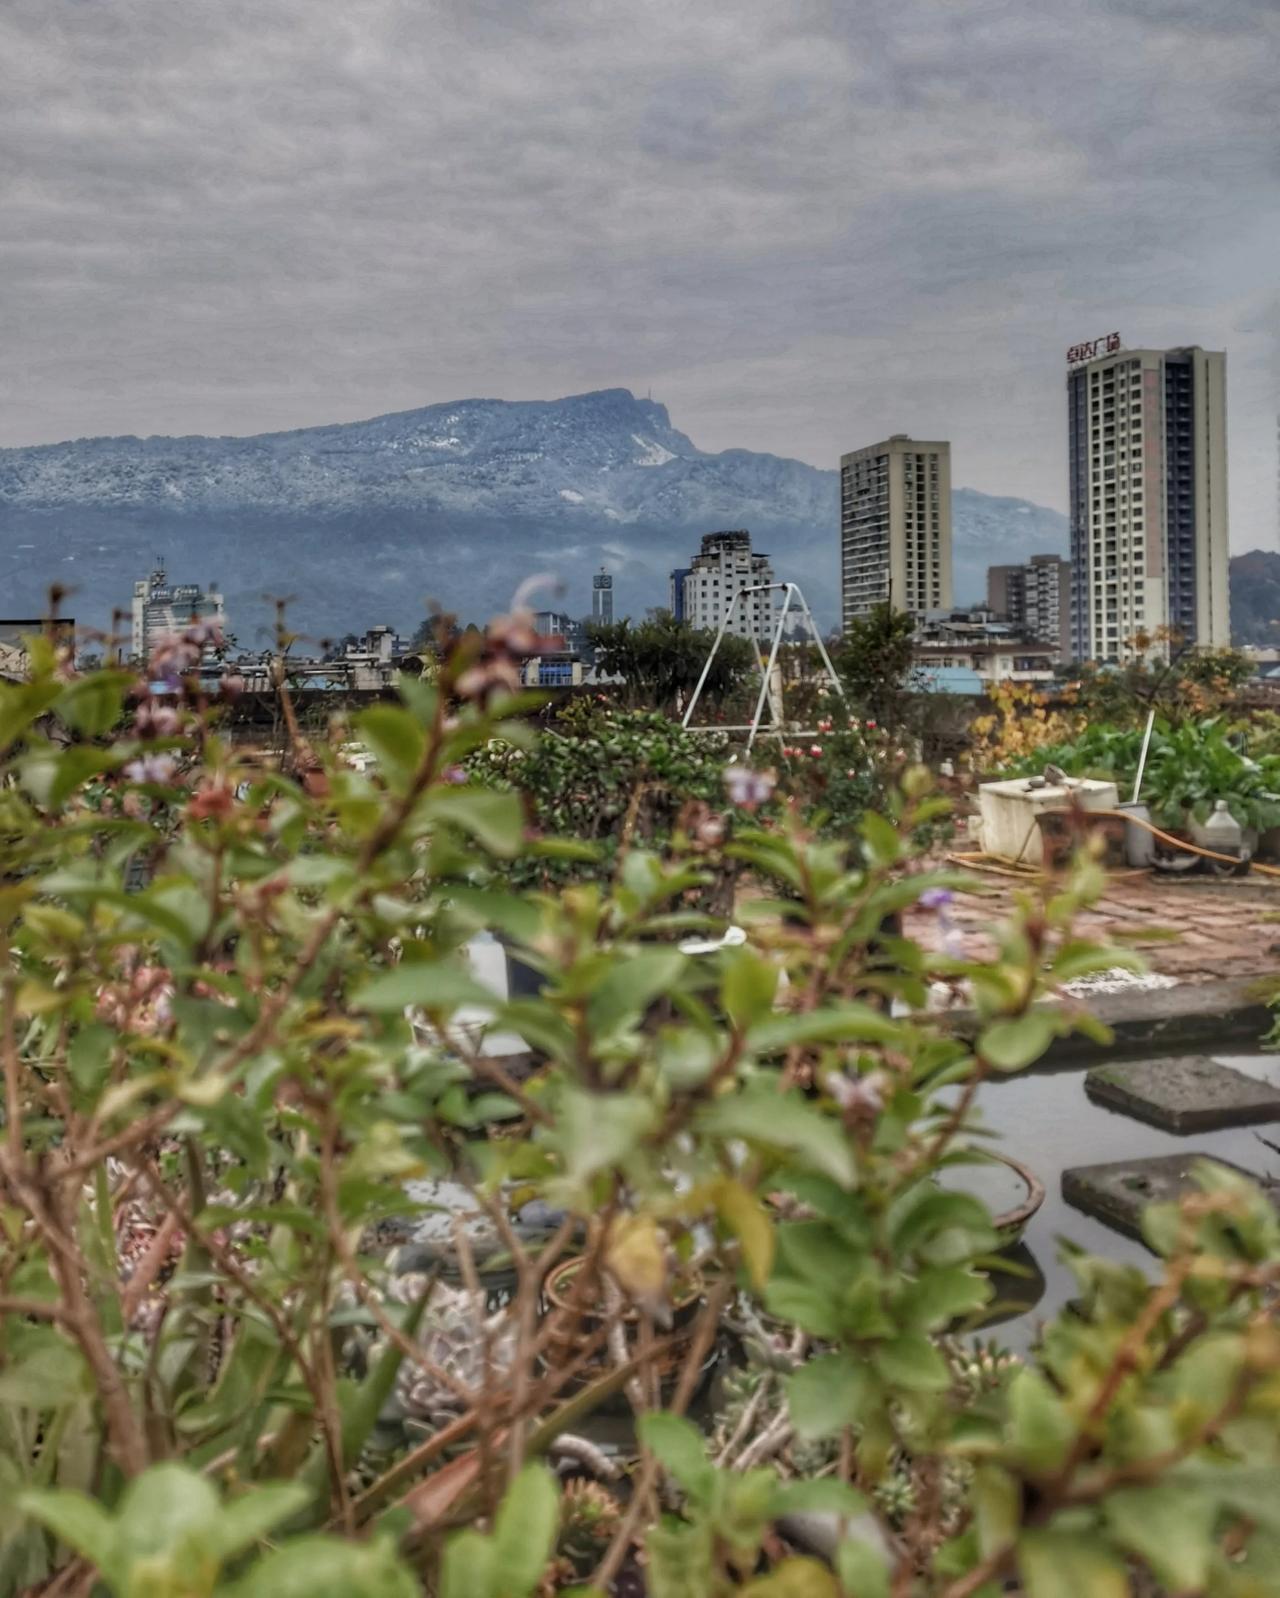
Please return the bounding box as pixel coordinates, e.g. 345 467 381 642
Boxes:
1 624 1277 1596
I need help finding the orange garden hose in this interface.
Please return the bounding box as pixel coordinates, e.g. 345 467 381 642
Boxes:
947 808 1280 881
1091 808 1280 877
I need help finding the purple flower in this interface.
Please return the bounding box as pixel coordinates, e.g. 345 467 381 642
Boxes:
724 765 776 810
444 765 468 785
920 887 954 911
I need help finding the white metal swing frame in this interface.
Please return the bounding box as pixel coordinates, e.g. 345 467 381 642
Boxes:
680 581 846 751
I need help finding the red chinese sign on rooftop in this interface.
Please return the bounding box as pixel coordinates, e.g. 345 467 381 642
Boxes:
1067 332 1122 365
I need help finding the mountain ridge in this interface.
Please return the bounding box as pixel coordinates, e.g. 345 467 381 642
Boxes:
0 387 1070 637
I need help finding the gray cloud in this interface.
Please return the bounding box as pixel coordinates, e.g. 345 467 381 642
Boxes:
1 0 1277 545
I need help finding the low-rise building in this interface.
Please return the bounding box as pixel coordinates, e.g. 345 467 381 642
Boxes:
520 628 583 688
912 609 1056 689
0 618 75 680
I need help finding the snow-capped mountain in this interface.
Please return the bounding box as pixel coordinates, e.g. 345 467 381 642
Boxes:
0 389 1066 640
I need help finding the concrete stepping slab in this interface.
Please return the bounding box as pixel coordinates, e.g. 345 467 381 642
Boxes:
1085 1056 1280 1133
1062 1152 1271 1243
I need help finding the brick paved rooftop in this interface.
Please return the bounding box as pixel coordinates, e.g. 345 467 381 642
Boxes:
904 868 1279 988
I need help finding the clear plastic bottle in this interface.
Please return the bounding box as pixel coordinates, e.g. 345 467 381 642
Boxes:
1200 799 1243 859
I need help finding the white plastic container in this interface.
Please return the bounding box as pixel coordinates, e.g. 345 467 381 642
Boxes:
977 776 1120 866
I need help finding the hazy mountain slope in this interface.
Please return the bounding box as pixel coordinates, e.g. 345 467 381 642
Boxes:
1229 549 1280 646
0 388 1069 639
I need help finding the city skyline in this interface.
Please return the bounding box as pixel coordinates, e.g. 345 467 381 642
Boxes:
2 0 1275 551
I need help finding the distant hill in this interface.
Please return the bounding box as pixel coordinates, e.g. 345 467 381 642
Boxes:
1230 549 1280 646
0 389 1068 640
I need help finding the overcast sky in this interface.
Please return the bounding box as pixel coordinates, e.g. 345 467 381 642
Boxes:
3 0 1277 542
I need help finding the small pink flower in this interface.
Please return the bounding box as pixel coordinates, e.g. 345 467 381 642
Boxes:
866 719 877 729
809 745 822 758
134 701 180 739
846 769 856 778
123 753 178 785
184 620 224 649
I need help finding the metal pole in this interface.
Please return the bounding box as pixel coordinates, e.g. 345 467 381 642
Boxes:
794 586 846 703
747 585 792 753
1132 706 1156 804
682 596 736 730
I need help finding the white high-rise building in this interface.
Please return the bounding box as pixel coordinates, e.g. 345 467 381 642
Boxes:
1067 342 1229 662
676 531 776 642
840 435 952 627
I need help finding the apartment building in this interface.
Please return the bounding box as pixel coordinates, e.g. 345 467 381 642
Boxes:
1067 343 1229 662
840 435 952 628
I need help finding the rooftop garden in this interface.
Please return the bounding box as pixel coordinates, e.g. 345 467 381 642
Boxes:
0 611 1278 1597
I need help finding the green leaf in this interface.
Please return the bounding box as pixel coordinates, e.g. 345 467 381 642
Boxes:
785 1352 871 1440
740 1557 839 1597
17 1488 116 1575
439 1531 498 1598
428 788 525 858
558 1087 657 1184
888 1186 997 1266
712 1178 775 1291
1006 1369 1075 1474
898 1265 992 1330
0 1338 86 1408
770 1479 866 1519
49 746 120 808
58 672 130 736
0 677 62 753
492 1464 560 1598
835 1538 891 1598
447 886 543 943
586 948 684 1034
721 948 780 1028
354 705 425 780
971 1465 1020 1558
354 960 493 1014
1103 1482 1216 1591
637 1413 714 1504
978 1012 1056 1072
231 1533 419 1598
644 1516 715 1598
762 1278 843 1340
1017 1528 1128 1598
872 1333 951 1392
695 1089 856 1189
860 811 902 868
114 1461 220 1562
211 1483 312 1561
746 1004 898 1054
1050 941 1143 985
338 1290 430 1465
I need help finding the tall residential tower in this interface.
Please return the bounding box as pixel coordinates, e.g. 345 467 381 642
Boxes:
1067 341 1229 662
839 435 952 629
